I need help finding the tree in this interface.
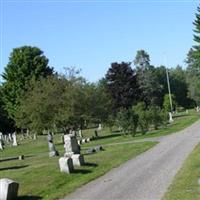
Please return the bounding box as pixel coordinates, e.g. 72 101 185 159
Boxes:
2 46 53 119
186 6 200 105
134 50 162 105
105 62 139 111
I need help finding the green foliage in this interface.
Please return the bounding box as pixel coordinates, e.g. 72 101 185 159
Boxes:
2 46 53 120
116 108 138 135
105 62 139 110
163 94 176 112
133 102 150 134
134 50 162 105
186 6 200 105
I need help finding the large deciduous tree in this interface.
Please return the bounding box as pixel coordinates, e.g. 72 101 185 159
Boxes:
105 62 139 111
2 46 53 119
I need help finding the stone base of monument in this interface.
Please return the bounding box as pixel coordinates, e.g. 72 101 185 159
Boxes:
59 157 74 173
49 150 59 157
71 154 85 166
0 178 19 200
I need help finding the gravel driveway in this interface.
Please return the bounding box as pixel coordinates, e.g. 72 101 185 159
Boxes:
62 120 200 200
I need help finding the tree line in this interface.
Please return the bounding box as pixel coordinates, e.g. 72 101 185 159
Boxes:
1 5 200 135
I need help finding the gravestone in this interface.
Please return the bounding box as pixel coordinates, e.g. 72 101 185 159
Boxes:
12 132 18 146
168 112 174 123
86 138 90 142
0 178 19 200
63 134 80 157
8 133 12 142
59 157 74 173
47 132 59 157
78 129 83 138
0 139 3 150
71 154 84 166
33 133 37 140
97 123 102 131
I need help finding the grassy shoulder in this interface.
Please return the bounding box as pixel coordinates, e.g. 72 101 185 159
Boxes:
0 140 156 200
163 143 200 200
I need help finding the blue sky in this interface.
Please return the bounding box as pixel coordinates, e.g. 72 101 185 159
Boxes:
0 0 199 82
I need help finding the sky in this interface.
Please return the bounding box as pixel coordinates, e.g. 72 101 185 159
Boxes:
0 0 199 82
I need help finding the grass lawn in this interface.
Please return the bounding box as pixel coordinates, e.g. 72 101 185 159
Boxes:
82 109 200 147
0 140 156 200
163 143 200 200
1 109 200 200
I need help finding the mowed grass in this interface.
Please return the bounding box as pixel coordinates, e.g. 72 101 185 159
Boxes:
81 109 200 147
1 109 200 200
163 143 200 200
0 138 156 200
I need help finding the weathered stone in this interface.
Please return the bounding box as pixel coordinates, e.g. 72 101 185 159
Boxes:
71 154 84 166
168 112 174 123
86 148 96 154
78 129 83 138
18 155 24 160
0 140 3 150
12 132 18 146
86 138 90 142
64 134 80 156
33 134 37 140
47 132 59 157
81 139 86 144
97 123 102 131
0 178 19 200
59 157 74 173
95 145 104 152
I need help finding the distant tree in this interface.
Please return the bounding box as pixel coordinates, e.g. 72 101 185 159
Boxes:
2 46 53 119
186 6 200 105
163 94 177 112
134 50 162 105
0 86 15 133
105 62 139 111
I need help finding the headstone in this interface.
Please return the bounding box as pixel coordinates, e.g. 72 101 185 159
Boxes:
86 138 90 142
47 132 59 157
59 157 74 173
95 145 104 152
64 134 80 157
12 132 18 146
168 112 174 123
18 155 24 160
71 154 84 166
8 133 12 142
81 139 86 144
78 129 83 138
0 140 3 150
33 133 37 140
186 109 189 114
61 135 64 144
0 178 19 200
94 130 98 138
86 148 96 154
97 123 102 131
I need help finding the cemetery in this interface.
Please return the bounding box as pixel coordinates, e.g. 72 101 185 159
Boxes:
0 110 200 200
1 2 200 200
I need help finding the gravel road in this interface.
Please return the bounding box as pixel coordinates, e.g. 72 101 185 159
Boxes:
62 120 200 200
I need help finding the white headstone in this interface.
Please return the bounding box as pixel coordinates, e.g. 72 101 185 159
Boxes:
0 140 3 150
0 178 19 200
78 129 83 138
59 157 74 173
8 133 12 142
33 133 37 140
169 112 174 123
12 132 18 146
71 154 84 166
97 123 102 131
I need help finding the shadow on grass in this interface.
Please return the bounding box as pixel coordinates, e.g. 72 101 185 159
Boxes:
73 169 92 174
0 155 35 162
93 133 122 141
18 195 42 200
0 165 29 171
84 162 98 167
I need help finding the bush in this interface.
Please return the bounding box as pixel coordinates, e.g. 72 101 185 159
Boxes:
133 102 150 134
